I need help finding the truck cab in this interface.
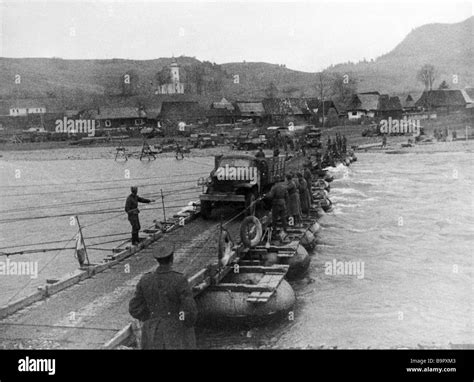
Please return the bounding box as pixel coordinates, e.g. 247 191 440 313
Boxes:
199 154 285 219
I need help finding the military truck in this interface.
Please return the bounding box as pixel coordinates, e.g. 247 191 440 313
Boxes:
234 129 267 150
305 127 322 148
199 154 286 219
190 133 217 148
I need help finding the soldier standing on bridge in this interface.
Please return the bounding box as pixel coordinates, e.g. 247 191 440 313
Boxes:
304 164 314 203
129 242 198 349
265 176 289 239
297 172 311 216
125 186 155 245
286 174 302 225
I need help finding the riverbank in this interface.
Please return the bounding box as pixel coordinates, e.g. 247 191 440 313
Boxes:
357 138 474 154
0 144 233 161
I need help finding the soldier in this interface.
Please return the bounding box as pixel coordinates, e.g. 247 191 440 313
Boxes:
285 174 302 225
297 172 311 215
265 176 289 235
255 146 266 158
125 186 155 245
304 164 314 203
129 243 198 349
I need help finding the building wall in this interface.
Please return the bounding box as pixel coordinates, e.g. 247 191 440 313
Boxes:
96 118 148 128
347 110 365 120
9 107 46 116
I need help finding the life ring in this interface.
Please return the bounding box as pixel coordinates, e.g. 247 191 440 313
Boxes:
240 216 263 248
218 228 234 267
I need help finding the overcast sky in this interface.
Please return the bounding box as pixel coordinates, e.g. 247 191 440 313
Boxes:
0 0 471 72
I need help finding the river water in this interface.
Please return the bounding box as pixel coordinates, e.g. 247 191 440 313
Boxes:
198 150 473 349
0 149 472 348
266 151 473 348
0 154 213 306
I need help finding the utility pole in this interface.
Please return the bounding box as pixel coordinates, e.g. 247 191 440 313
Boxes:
318 73 326 129
160 189 166 222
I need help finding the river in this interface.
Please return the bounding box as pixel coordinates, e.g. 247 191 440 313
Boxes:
0 149 472 348
0 154 213 306
199 151 473 348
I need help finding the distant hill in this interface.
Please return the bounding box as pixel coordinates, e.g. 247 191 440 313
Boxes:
0 16 472 109
326 16 473 95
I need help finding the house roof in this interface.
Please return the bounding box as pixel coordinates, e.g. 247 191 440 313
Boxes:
262 98 311 116
93 107 146 119
378 95 402 111
348 94 379 111
235 102 265 116
8 99 46 109
415 90 471 108
460 89 473 104
464 88 474 102
160 101 204 121
305 98 320 110
401 95 416 109
145 107 162 119
207 108 237 118
314 100 338 116
211 97 235 111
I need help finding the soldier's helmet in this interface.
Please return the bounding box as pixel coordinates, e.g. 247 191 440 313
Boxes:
131 186 138 194
153 242 175 260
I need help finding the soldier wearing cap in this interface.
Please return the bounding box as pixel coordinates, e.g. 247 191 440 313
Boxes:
125 186 155 245
129 243 198 349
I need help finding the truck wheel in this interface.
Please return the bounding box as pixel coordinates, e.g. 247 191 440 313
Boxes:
240 216 263 248
245 192 257 216
201 201 212 219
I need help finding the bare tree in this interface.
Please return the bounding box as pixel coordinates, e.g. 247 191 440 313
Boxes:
331 73 357 110
315 73 332 127
417 64 436 90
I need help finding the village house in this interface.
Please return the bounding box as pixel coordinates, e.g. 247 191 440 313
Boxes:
346 93 379 120
347 92 402 120
8 100 46 116
307 98 339 125
234 101 266 124
207 98 237 125
377 95 403 119
159 101 204 133
415 89 473 114
145 107 162 128
401 94 419 113
89 107 148 128
262 98 312 125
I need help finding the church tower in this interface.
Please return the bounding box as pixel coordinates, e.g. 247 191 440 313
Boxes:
156 59 184 95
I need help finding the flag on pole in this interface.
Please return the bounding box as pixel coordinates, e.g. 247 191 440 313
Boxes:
75 229 87 266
